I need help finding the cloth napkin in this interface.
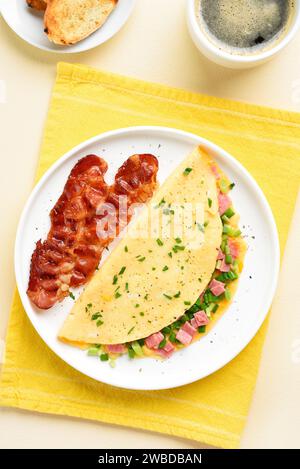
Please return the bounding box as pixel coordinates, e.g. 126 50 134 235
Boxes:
1 62 300 449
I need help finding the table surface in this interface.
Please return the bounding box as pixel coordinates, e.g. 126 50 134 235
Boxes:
0 0 300 449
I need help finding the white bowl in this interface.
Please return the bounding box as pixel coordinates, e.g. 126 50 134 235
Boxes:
186 0 300 69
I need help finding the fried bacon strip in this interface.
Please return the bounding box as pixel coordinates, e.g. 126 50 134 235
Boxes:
27 154 159 309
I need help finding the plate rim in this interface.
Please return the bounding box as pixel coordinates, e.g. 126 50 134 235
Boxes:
14 125 280 390
0 0 136 54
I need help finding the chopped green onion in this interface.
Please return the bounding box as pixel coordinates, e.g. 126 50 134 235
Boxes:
219 179 229 194
212 304 219 313
198 325 206 333
222 224 241 237
69 292 75 300
224 207 235 218
225 254 233 265
158 337 167 349
225 289 231 301
100 353 109 361
131 341 144 357
87 347 100 357
162 326 171 334
128 347 135 359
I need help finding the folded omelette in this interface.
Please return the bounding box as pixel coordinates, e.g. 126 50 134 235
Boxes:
59 146 224 345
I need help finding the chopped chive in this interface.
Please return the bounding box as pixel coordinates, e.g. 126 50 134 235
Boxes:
119 266 126 275
229 182 235 190
112 275 118 285
139 312 145 316
91 313 102 320
144 294 149 300
163 293 172 300
198 325 206 333
87 303 92 308
208 198 212 208
168 252 173 258
156 238 164 246
174 291 181 298
135 304 140 308
96 320 104 327
128 326 135 335
175 238 182 244
69 292 75 300
212 304 219 313
125 282 129 292
183 167 193 176
162 265 169 271
138 256 146 262
184 301 191 306
204 221 209 227
115 292 122 299
124 245 128 252
100 353 109 361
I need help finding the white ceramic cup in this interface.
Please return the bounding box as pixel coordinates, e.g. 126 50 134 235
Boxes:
187 0 300 69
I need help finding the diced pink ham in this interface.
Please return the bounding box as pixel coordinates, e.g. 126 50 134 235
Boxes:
145 332 164 349
194 310 209 326
217 249 224 260
182 321 197 336
218 192 232 216
106 344 127 354
176 328 193 345
163 341 175 353
210 279 226 296
219 258 231 272
228 239 239 259
156 348 173 358
211 165 220 180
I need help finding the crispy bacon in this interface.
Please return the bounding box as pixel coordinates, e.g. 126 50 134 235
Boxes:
27 154 158 309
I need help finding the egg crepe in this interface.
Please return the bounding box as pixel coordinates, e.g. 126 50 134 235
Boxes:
59 147 223 345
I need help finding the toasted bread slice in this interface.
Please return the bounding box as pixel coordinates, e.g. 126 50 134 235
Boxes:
44 0 118 45
27 0 47 11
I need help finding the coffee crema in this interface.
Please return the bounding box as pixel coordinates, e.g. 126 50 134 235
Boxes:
195 0 295 55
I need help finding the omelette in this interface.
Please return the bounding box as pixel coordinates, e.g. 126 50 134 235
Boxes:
59 146 245 359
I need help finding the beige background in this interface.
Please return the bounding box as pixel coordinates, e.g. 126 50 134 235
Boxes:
0 0 300 449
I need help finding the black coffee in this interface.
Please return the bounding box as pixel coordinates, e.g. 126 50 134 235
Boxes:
196 0 294 54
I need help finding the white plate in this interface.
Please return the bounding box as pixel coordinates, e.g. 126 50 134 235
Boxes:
15 126 280 390
0 0 135 53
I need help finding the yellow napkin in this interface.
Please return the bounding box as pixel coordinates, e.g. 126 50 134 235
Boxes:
1 63 300 449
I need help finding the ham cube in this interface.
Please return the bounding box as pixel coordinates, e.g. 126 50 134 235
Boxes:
219 258 231 272
156 348 173 359
163 341 175 353
106 344 126 354
194 310 209 326
228 239 239 259
218 193 232 216
176 329 193 345
182 321 197 336
145 332 164 349
217 249 225 260
210 279 226 296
